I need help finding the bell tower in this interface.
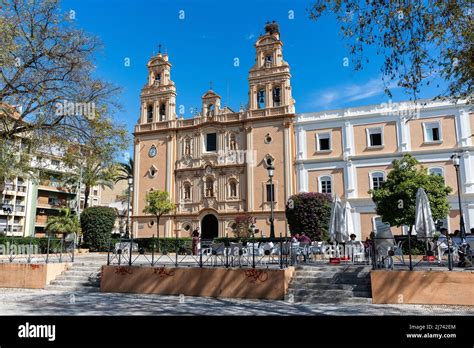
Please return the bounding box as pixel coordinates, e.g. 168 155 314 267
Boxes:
139 52 177 124
248 21 295 113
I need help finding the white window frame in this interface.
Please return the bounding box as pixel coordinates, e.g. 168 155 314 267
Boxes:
366 126 384 148
369 171 386 190
428 167 444 178
318 175 333 194
316 132 332 152
422 121 443 143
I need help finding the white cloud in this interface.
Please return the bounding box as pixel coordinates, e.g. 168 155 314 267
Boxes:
308 76 399 108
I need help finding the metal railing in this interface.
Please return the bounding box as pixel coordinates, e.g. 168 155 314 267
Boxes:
106 235 293 269
368 234 473 271
0 235 75 264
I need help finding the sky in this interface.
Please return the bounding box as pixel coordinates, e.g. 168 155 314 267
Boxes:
61 0 447 157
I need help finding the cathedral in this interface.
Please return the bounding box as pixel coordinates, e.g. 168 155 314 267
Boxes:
132 22 296 239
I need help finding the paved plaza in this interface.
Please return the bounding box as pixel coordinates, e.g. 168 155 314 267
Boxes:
0 288 471 316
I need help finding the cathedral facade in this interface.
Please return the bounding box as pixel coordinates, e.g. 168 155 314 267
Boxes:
132 23 296 239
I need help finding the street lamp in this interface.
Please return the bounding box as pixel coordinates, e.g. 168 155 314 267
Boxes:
267 164 275 240
451 153 466 241
126 177 133 239
250 222 256 268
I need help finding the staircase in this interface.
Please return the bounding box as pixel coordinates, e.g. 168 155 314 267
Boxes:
286 264 372 304
45 258 104 292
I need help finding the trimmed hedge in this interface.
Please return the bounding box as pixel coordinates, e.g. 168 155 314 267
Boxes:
80 206 117 251
0 236 68 254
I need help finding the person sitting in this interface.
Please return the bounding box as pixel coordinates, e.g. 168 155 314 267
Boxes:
470 228 474 235
347 233 357 244
298 232 311 244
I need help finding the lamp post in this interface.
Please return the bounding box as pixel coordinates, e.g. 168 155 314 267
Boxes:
250 222 256 268
267 164 275 240
126 177 133 239
451 153 466 241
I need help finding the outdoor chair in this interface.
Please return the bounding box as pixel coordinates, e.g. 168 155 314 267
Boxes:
310 241 326 261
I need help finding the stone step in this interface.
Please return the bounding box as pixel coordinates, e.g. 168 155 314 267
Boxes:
289 283 371 292
45 284 100 292
288 288 353 297
49 279 100 286
294 271 371 278
291 277 371 285
55 275 98 281
285 295 372 304
71 266 102 271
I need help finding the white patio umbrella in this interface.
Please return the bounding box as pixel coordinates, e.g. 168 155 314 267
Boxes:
329 195 348 244
415 188 436 239
329 195 341 243
342 201 354 242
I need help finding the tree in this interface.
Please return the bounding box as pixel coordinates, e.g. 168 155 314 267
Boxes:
45 208 80 237
308 1 473 104
370 154 451 228
285 192 332 241
143 191 175 248
0 0 129 189
80 206 117 251
114 158 134 183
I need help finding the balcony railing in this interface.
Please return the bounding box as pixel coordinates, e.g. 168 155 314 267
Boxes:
4 184 14 191
16 185 27 192
15 205 25 213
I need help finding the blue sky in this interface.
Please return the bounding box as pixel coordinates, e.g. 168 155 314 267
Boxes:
61 0 446 157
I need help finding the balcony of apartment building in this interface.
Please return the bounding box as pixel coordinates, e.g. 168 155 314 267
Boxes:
37 178 74 194
35 214 48 228
0 222 23 236
36 192 72 211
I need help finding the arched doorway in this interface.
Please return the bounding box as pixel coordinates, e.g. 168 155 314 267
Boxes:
201 214 218 240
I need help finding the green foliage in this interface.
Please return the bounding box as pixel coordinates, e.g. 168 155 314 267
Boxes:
114 158 134 183
143 190 175 218
80 206 117 251
370 154 451 227
285 192 332 241
0 236 69 254
308 1 473 103
45 208 80 236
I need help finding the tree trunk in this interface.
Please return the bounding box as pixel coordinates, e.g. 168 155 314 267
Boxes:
83 185 90 209
156 215 160 253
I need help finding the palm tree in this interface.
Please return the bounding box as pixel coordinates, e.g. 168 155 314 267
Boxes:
45 208 80 237
114 158 134 183
81 161 115 209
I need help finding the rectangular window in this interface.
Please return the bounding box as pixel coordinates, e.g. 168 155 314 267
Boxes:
266 183 275 202
206 133 217 152
367 127 383 147
317 133 331 151
51 160 60 166
320 177 332 194
372 175 385 189
424 122 442 142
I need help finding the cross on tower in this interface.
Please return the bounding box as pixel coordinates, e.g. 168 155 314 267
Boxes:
158 44 162 54
209 81 213 90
